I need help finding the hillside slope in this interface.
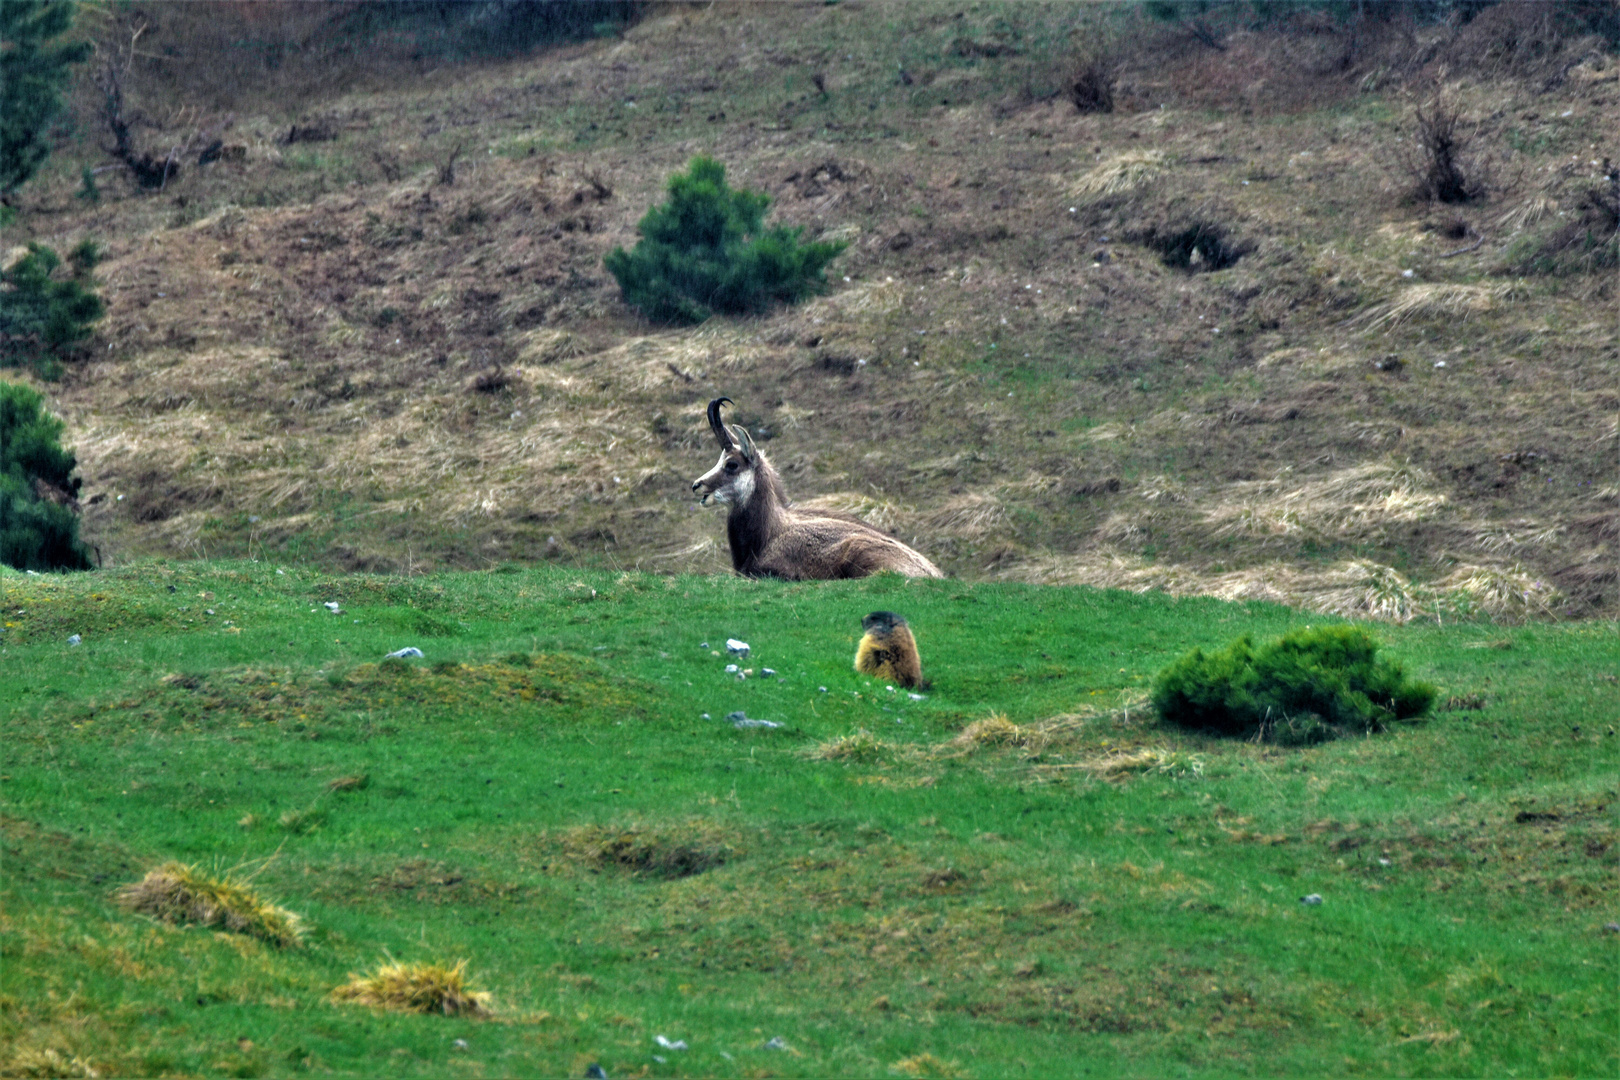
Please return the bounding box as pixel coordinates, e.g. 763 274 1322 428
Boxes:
8 1 1617 616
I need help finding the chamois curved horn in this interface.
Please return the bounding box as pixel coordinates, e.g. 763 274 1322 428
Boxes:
707 397 736 451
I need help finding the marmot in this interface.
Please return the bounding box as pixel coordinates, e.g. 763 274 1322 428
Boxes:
854 610 922 688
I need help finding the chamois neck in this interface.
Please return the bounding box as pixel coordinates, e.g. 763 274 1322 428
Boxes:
726 454 787 572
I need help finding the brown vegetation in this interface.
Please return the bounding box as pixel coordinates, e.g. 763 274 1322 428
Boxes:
7 1 1614 616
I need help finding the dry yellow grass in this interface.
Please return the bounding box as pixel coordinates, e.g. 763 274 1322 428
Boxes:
1433 563 1566 621
807 729 898 762
1202 462 1449 542
115 861 304 947
1069 150 1168 202
1048 746 1205 782
795 491 912 533
1347 283 1517 332
945 713 1044 754
2 1046 101 1079
922 491 1007 540
331 958 491 1016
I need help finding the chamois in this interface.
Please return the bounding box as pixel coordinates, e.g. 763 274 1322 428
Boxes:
692 398 944 580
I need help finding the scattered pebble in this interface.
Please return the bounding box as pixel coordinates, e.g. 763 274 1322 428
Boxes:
451 1039 469 1051
726 639 750 658
761 668 777 677
698 641 708 649
1434 360 1446 368
387 647 424 659
1604 922 1620 934
762 1036 792 1052
585 1065 609 1080
725 711 781 729
67 634 81 646
819 686 828 693
324 602 341 613
700 713 710 720
725 663 739 674
652 1056 666 1065
654 1035 688 1051
1378 858 1392 866
1402 268 1415 278
908 692 926 701
1300 893 1324 906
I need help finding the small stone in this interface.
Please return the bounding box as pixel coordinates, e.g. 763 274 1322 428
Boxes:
324 602 341 613
387 647 425 659
725 664 739 674
1300 893 1324 906
761 668 777 677
725 638 750 658
67 634 81 646
762 1036 791 1052
452 1039 470 1051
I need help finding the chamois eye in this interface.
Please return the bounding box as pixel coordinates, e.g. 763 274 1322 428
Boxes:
724 461 739 474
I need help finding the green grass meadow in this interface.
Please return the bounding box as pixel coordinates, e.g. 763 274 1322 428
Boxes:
2 563 1615 1077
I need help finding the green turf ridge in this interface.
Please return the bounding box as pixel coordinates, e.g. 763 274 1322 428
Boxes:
2 561 1615 1077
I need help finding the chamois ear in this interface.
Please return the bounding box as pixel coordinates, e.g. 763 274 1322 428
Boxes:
732 424 757 463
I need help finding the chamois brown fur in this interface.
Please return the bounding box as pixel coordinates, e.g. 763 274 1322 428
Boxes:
692 398 944 581
854 610 923 688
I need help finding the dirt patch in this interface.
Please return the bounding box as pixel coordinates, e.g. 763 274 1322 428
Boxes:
553 822 740 880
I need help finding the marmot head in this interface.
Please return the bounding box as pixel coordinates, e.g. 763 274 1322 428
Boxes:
862 610 907 635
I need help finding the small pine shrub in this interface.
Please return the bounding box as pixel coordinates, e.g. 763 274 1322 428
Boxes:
1 239 105 378
604 156 847 325
1151 625 1435 744
0 379 92 571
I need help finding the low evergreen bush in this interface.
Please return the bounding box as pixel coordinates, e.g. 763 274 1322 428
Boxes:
1 240 105 379
604 156 846 325
1151 625 1435 744
0 379 92 571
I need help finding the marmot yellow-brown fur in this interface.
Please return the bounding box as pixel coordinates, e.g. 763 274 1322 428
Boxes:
854 610 922 688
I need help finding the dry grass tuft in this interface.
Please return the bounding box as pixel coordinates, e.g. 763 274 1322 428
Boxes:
796 491 911 533
3 1046 101 1078
1495 194 1559 233
115 861 304 947
889 1052 968 1079
1347 283 1516 332
808 729 897 762
946 713 1045 754
331 958 491 1016
1204 462 1448 541
325 774 369 792
1061 746 1205 782
1070 150 1167 202
1310 562 1425 623
1433 563 1565 621
922 491 1007 540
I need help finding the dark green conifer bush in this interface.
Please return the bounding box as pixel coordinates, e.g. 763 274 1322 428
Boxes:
1 0 93 199
604 156 846 325
1151 625 1435 744
1 240 105 379
0 380 93 571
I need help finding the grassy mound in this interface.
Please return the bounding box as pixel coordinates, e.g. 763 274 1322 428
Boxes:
331 959 491 1016
1151 625 1436 744
115 861 305 947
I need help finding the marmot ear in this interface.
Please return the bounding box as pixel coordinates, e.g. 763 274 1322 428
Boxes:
732 425 756 463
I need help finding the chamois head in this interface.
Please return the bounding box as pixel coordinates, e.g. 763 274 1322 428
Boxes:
692 397 763 508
